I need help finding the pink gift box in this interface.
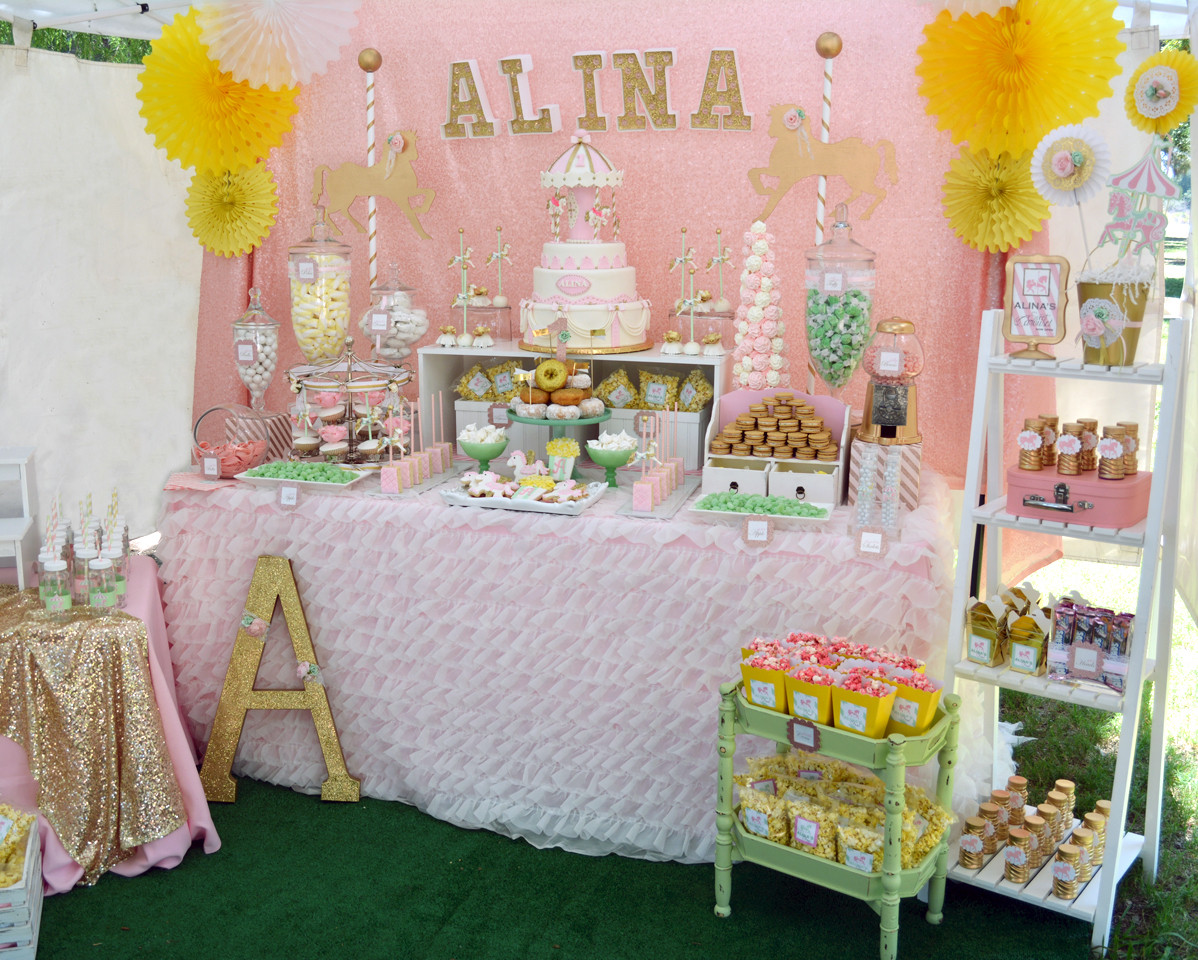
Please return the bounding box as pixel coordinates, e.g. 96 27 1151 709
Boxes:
632 479 655 512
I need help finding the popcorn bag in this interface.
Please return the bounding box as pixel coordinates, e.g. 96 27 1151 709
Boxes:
884 669 944 737
831 676 897 739
784 665 836 724
740 657 789 712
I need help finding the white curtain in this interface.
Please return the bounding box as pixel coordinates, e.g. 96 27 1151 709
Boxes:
0 45 200 539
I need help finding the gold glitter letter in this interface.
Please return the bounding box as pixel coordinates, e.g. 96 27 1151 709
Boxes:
611 49 678 132
441 60 497 139
690 50 752 131
573 52 607 132
499 55 561 135
200 556 361 803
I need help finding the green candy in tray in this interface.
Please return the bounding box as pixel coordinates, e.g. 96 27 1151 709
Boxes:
695 492 827 518
243 461 358 484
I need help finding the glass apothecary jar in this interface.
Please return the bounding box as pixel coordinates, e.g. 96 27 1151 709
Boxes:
805 203 876 397
233 287 280 410
861 319 925 385
289 214 351 362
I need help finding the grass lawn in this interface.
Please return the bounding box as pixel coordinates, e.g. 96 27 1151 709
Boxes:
1002 557 1198 959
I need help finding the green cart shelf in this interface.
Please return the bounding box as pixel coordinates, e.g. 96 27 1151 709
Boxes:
714 682 961 960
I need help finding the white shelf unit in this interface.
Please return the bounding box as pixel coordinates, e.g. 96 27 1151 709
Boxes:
0 447 38 589
945 309 1191 952
417 340 728 469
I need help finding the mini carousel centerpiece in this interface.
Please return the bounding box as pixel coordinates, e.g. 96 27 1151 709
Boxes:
287 335 411 467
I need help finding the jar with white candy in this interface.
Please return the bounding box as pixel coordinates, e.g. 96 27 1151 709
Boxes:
232 287 280 410
357 263 428 361
289 215 352 362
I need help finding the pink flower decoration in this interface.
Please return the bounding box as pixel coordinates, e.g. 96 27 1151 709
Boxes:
782 109 800 131
761 320 778 337
314 391 343 407
754 335 771 352
319 424 348 443
1079 313 1106 336
752 354 769 372
245 617 268 638
745 274 761 291
743 231 755 244
763 306 781 322
1051 150 1076 177
761 262 775 276
765 233 776 244
770 289 782 303
735 304 750 319
382 416 410 436
746 322 762 338
747 371 766 390
296 661 311 679
740 291 754 305
367 390 386 406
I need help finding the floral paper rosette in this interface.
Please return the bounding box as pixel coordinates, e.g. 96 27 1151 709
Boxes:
916 0 1125 157
1124 48 1198 136
185 162 279 257
137 9 299 176
1030 125 1109 207
1077 296 1126 349
942 147 1049 253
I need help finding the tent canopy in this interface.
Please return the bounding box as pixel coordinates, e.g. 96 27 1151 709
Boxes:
0 0 1194 41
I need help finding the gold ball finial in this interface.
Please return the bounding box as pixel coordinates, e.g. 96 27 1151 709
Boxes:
358 48 383 73
815 32 843 59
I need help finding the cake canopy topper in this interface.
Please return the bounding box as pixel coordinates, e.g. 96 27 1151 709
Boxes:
542 130 624 241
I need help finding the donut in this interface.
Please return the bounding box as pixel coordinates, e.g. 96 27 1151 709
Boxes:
550 387 585 406
535 358 569 392
578 397 605 418
568 373 592 389
518 385 550 404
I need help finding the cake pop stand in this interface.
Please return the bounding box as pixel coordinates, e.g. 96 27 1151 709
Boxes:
504 408 612 479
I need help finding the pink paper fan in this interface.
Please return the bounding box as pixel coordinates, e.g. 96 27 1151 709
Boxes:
198 0 362 89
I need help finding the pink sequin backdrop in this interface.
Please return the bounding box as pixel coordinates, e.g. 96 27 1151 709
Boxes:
193 0 1054 486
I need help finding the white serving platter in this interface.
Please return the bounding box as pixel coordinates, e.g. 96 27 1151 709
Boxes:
439 481 607 516
687 499 834 529
234 467 371 492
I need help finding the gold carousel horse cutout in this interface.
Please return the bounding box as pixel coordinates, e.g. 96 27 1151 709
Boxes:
312 130 436 240
748 104 898 222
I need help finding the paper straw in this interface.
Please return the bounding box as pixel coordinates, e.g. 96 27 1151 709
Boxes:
815 51 835 245
364 58 378 287
418 396 425 451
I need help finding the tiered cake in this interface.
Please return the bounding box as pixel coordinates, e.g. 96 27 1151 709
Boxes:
520 132 650 354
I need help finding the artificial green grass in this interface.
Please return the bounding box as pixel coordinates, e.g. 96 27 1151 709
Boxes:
37 777 1097 960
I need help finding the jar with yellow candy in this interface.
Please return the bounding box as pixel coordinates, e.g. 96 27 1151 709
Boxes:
289 213 352 362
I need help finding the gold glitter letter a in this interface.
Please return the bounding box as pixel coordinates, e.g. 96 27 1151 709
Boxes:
200 556 360 803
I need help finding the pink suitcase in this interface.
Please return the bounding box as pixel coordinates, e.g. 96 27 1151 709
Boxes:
1005 466 1151 530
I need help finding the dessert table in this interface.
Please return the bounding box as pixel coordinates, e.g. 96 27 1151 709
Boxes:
156 466 963 864
0 556 220 892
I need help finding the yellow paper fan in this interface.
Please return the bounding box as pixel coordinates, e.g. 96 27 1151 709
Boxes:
185 163 279 258
197 0 361 90
916 0 1125 157
137 9 299 175
1124 49 1198 136
942 147 1048 253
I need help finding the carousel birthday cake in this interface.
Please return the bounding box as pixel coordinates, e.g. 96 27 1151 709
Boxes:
519 132 650 353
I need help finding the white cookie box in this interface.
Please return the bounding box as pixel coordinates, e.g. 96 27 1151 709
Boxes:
605 406 712 472
0 823 42 960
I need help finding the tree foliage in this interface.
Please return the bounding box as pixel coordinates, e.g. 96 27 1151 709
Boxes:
0 21 149 64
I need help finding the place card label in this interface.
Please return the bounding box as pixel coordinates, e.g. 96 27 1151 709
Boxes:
295 257 317 281
823 272 844 293
235 341 258 365
608 384 634 408
845 848 874 873
749 778 776 796
1011 643 1039 672
743 807 769 837
787 718 821 753
742 517 774 546
488 404 510 427
792 816 819 848
202 456 220 478
678 382 698 408
643 382 668 406
858 529 884 555
467 372 491 396
278 484 299 508
791 690 819 720
891 697 919 727
838 700 868 732
748 678 777 708
492 371 514 394
878 350 902 374
968 634 994 663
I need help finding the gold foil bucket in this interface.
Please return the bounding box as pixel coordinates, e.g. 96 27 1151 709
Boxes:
1078 282 1150 367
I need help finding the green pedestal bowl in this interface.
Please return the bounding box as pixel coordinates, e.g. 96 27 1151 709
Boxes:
586 445 635 487
459 438 509 473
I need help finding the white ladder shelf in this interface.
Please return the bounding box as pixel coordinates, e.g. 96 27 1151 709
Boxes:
944 309 1190 951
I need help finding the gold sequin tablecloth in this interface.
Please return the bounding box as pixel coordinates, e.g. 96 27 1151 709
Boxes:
0 590 186 885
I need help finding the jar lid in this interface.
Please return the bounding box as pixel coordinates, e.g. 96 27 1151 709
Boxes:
77 547 98 559
88 557 112 570
876 318 915 335
233 287 279 328
44 559 68 572
100 548 122 560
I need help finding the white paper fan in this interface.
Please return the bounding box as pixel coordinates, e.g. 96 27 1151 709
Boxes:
197 0 362 89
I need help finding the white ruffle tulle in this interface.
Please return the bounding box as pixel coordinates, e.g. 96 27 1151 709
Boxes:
157 468 998 862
